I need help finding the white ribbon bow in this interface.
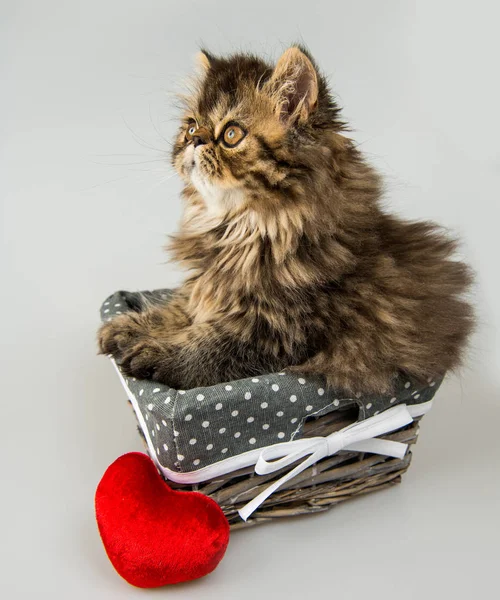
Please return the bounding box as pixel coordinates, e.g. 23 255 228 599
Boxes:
238 404 421 521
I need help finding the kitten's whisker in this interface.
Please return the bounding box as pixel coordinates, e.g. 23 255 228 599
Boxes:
79 175 129 192
139 173 178 200
121 116 168 153
90 158 169 167
91 152 164 158
148 103 173 148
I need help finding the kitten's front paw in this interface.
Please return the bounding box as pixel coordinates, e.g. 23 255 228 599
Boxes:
98 314 170 382
118 339 167 381
97 314 148 358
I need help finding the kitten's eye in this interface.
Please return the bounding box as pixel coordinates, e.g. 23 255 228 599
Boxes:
185 122 197 141
223 124 246 147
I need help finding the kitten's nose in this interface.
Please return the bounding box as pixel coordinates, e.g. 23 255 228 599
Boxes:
192 136 205 148
192 126 210 148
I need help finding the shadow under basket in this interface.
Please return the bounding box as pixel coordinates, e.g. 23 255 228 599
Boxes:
136 400 422 530
102 289 438 530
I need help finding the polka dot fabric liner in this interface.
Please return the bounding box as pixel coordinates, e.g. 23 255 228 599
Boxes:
101 290 443 474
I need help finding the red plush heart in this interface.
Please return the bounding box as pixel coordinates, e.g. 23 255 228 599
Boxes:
95 452 230 587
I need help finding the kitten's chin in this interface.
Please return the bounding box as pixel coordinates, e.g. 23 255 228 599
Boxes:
181 144 196 177
190 167 246 216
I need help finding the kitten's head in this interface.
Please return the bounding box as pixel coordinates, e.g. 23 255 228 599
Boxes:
172 46 344 216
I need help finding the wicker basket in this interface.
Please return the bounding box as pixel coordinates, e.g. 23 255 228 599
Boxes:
101 289 439 530
159 406 421 529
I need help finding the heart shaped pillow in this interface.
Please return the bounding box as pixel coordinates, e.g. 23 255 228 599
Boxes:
95 452 230 587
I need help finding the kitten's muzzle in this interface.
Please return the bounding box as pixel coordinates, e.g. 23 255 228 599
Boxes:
192 126 211 148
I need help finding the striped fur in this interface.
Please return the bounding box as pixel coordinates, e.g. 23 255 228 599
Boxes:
98 46 474 394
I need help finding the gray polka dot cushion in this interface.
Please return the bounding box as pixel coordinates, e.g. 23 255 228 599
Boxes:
101 289 442 480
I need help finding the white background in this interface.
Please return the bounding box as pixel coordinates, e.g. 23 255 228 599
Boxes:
1 1 499 598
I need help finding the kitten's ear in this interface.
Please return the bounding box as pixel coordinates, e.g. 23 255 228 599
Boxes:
264 47 319 125
195 50 213 74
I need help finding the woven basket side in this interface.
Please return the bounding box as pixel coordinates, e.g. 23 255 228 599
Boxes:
167 406 421 529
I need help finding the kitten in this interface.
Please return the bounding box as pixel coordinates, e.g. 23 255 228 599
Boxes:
98 46 474 394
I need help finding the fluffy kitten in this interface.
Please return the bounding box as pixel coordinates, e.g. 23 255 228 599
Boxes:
98 46 474 394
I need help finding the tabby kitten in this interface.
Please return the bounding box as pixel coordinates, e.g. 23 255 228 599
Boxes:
98 46 474 394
